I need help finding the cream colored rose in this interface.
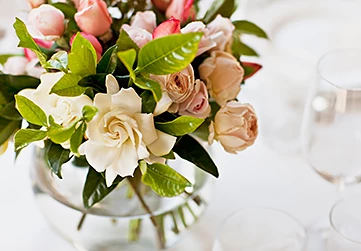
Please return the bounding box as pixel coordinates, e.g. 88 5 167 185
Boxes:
199 51 244 106
179 80 210 118
151 64 195 113
130 11 157 33
207 15 235 51
209 102 258 154
80 75 176 186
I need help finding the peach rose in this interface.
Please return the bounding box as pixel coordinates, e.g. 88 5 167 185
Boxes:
28 4 65 39
209 102 258 153
166 0 196 24
130 11 157 33
207 15 235 51
121 25 152 48
75 0 112 37
70 32 103 61
27 0 45 8
179 80 210 118
199 51 244 106
151 65 195 113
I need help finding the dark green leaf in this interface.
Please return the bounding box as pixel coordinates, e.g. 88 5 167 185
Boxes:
14 129 47 152
97 45 118 74
45 141 71 179
137 33 202 75
141 91 156 114
15 95 47 127
140 161 192 197
117 49 136 79
162 151 176 160
233 20 268 39
50 73 85 96
52 3 77 18
0 118 21 145
43 51 68 72
173 135 219 178
0 101 22 120
82 105 98 122
70 122 86 155
203 0 237 24
78 74 107 93
13 18 47 65
0 75 40 101
134 76 162 102
83 167 124 209
243 62 262 80
155 116 204 136
232 35 258 58
117 29 140 53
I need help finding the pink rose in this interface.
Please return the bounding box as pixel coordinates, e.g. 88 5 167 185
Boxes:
179 80 210 118
27 0 45 8
209 102 258 153
181 21 216 56
151 0 172 12
70 32 103 61
28 4 65 39
153 17 181 39
130 11 157 33
75 0 112 37
3 57 29 75
24 39 53 61
166 0 196 24
121 25 152 48
207 15 235 51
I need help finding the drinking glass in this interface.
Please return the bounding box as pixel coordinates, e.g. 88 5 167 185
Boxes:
302 49 361 189
326 195 361 250
212 208 307 251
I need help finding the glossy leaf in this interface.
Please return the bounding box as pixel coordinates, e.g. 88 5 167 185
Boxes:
97 45 118 74
48 120 79 144
140 161 192 197
137 33 202 75
232 34 258 58
233 20 268 39
43 51 68 72
14 129 47 152
82 105 98 122
83 167 124 209
78 74 107 93
0 75 40 100
134 76 162 102
116 30 139 53
117 49 136 79
0 118 21 145
203 0 237 24
50 73 85 96
13 18 47 65
70 122 86 155
15 95 47 127
141 91 156 114
45 141 71 179
0 101 22 121
173 135 219 178
52 3 76 18
155 116 204 136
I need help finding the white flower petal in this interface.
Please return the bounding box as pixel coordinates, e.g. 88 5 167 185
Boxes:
112 140 139 177
133 113 157 145
111 88 142 114
147 130 176 157
105 166 119 187
83 142 120 173
105 74 120 94
153 92 172 116
94 93 112 114
39 72 65 94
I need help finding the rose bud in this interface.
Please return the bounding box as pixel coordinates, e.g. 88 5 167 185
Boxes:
166 0 196 24
24 39 53 61
207 15 235 51
27 0 45 8
3 57 29 75
121 25 152 48
70 32 103 61
151 0 172 12
130 11 157 33
153 17 181 39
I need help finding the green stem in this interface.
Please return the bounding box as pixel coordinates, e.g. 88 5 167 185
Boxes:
128 219 142 242
77 213 87 231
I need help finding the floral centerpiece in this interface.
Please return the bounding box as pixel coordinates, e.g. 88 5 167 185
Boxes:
0 0 266 249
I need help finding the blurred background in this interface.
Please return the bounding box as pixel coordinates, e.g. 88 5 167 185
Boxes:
1 0 361 250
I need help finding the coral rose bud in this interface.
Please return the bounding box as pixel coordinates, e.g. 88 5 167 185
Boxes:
153 17 181 39
166 0 196 24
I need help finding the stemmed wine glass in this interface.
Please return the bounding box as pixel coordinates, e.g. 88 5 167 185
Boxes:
301 48 361 247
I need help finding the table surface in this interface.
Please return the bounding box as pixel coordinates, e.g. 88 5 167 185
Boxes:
1 0 361 250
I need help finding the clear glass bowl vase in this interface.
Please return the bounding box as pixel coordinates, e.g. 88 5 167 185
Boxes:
30 147 213 251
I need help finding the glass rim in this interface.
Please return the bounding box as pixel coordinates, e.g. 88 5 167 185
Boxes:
317 48 361 92
213 207 308 251
330 195 361 245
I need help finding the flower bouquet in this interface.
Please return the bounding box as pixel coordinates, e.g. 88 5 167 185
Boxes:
0 0 266 249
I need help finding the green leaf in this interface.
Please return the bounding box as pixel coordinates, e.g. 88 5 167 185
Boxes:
134 76 162 102
45 141 71 179
203 0 237 24
14 129 47 152
243 62 262 80
141 91 156 114
70 122 86 155
0 54 22 65
43 51 68 72
117 30 139 53
48 120 79 144
78 74 107 93
13 18 47 65
173 135 219 178
140 161 192 197
0 101 22 121
83 167 124 209
162 151 176 160
233 20 268 39
137 33 202 75
232 34 258 58
155 116 204 136
97 45 118 74
0 75 40 100
82 105 98 122
15 95 47 127
50 73 85 96
0 118 21 145
68 33 97 77
52 3 77 18
117 49 136 79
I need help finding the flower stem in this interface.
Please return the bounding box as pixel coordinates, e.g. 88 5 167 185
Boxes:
77 213 87 231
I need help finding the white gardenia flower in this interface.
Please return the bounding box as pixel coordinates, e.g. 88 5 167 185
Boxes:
80 75 177 186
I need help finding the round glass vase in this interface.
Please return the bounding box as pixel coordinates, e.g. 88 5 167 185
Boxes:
30 147 213 251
